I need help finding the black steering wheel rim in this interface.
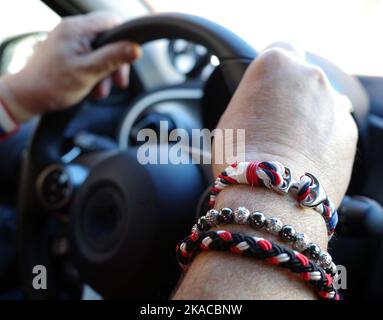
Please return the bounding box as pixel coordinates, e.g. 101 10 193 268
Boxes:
17 13 257 299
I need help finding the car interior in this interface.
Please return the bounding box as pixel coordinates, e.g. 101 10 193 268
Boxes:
1 0 383 300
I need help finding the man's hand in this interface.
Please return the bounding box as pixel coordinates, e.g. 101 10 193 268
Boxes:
0 11 141 123
214 44 358 207
175 44 358 300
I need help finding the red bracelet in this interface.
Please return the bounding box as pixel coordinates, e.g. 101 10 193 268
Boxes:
0 98 20 141
209 162 338 239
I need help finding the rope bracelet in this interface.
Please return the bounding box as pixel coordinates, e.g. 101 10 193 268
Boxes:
176 230 339 300
209 161 338 239
193 207 337 276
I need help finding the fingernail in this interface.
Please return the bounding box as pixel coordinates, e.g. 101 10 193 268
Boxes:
126 43 142 60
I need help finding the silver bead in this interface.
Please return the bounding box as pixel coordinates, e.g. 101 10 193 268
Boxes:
265 217 283 234
205 209 220 226
280 225 297 242
249 211 266 229
191 224 199 233
318 252 333 268
218 208 233 224
293 233 310 252
306 243 321 260
197 217 210 231
234 207 251 224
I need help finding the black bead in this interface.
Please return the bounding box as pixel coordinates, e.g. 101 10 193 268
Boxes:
305 243 321 260
197 217 210 231
218 208 233 224
280 225 297 242
249 211 266 229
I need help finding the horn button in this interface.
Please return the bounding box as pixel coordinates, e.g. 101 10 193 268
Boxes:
70 148 206 298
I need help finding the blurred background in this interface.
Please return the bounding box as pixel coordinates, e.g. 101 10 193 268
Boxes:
148 0 383 76
1 0 383 76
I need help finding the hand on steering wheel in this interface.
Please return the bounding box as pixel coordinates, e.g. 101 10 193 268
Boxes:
214 44 358 208
0 11 141 123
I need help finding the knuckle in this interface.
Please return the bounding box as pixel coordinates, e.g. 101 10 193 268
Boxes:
308 65 328 86
257 48 292 69
55 19 73 36
247 48 300 81
58 18 72 29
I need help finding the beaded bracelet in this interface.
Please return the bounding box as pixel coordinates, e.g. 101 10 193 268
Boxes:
193 207 337 276
209 162 338 238
176 230 339 300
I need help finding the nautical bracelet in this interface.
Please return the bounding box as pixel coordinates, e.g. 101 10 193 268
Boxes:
209 161 338 238
176 230 339 300
193 207 337 276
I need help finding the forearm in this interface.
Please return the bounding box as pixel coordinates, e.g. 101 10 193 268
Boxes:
173 185 328 300
174 44 355 300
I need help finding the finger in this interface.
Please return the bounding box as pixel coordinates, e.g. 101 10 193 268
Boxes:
112 64 130 88
72 11 124 34
92 77 113 99
82 41 141 80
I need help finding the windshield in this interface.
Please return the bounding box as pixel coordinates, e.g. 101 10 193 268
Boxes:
0 0 60 42
147 0 383 76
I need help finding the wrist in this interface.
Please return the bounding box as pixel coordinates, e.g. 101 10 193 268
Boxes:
214 185 328 250
175 186 326 300
212 149 347 208
0 74 38 123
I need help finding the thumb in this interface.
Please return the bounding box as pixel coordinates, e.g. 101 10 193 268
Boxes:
83 41 141 80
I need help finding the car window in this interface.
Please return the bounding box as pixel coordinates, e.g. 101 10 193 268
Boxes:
0 0 60 43
148 0 383 77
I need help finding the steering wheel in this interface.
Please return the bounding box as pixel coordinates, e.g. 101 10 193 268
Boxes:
17 13 368 299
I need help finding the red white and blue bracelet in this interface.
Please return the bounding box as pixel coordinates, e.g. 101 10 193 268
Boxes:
176 230 339 300
209 161 338 238
193 207 337 276
0 98 19 141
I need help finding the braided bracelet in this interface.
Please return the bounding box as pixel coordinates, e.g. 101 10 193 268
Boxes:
176 230 339 300
193 207 337 276
209 162 338 238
